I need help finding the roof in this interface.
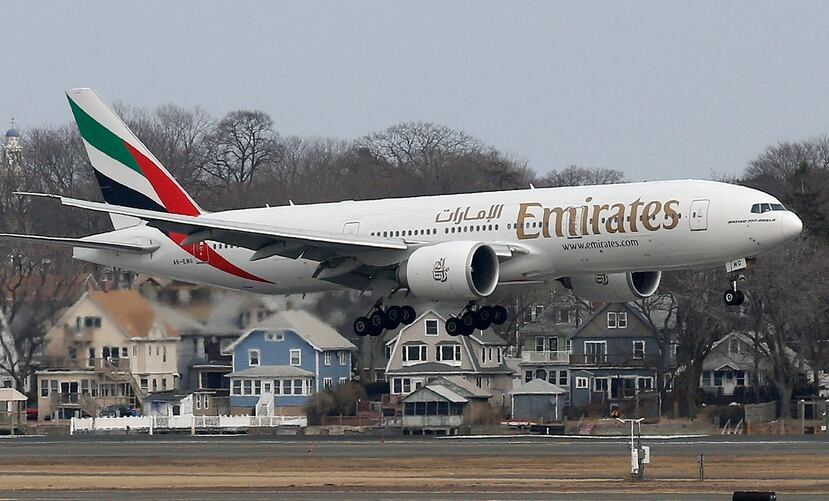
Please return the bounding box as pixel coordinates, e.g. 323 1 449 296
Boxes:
5 128 19 138
402 384 468 403
227 366 314 378
439 376 493 398
229 310 356 352
143 391 190 403
467 328 508 346
511 378 567 395
88 290 180 339
0 388 27 401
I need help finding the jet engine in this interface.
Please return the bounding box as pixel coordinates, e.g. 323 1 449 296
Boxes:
397 241 499 301
562 271 661 302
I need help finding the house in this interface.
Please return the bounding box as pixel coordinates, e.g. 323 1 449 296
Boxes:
510 378 567 422
36 290 181 420
568 303 668 418
225 310 356 415
515 301 580 396
384 310 513 409
142 391 193 417
400 376 491 435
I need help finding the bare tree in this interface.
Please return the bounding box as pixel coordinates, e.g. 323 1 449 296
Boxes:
538 165 626 187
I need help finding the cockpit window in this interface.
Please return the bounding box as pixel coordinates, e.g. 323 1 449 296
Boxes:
751 202 786 213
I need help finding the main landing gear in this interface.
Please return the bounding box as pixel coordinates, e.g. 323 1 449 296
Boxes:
723 273 746 306
354 300 416 337
445 302 508 337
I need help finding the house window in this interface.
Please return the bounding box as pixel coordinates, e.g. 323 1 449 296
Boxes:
122 347 129 358
402 344 427 362
140 378 148 391
729 338 740 354
283 380 292 395
249 349 260 367
81 380 89 394
402 378 411 393
195 396 201 410
338 351 347 366
265 332 284 342
152 379 158 392
548 337 558 352
557 309 571 324
497 348 502 363
324 351 332 366
203 395 210 409
243 379 252 395
633 340 645 359
584 341 607 364
524 370 533 383
293 379 303 395
535 336 545 352
638 377 654 390
392 378 402 393
323 377 333 389
559 370 568 387
576 377 588 389
618 312 628 328
594 377 609 392
736 370 746 386
161 378 167 390
338 377 347 385
607 312 617 328
702 371 712 386
534 305 544 320
162 345 167 363
435 344 461 362
290 349 301 366
713 371 723 386
273 380 281 395
253 380 262 395
40 379 48 397
425 319 439 336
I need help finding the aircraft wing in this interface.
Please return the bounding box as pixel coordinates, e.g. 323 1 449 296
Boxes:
0 233 159 254
16 193 409 264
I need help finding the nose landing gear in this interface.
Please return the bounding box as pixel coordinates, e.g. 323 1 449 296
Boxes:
723 273 746 306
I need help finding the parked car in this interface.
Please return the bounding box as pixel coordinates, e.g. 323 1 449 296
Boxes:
26 407 38 421
99 405 138 417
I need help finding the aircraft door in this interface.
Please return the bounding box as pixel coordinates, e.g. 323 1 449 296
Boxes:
193 241 209 263
565 207 584 239
343 221 360 235
689 199 710 231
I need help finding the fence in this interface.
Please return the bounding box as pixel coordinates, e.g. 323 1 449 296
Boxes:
70 414 307 435
744 400 777 424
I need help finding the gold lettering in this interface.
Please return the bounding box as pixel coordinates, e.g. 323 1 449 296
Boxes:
605 203 627 234
517 202 542 240
543 207 566 237
642 200 663 231
628 198 644 233
663 199 680 229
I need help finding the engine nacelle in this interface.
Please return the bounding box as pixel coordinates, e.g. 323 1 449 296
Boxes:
397 241 499 301
562 271 661 302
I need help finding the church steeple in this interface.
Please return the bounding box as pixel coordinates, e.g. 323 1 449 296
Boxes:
3 117 23 172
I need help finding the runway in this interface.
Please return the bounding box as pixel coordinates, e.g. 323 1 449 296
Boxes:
0 434 827 499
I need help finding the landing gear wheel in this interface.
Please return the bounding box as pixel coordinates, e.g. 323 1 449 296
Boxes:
475 306 494 330
724 289 745 306
385 306 402 330
400 306 416 325
353 316 370 337
369 310 387 334
491 305 508 325
460 311 477 335
446 317 463 337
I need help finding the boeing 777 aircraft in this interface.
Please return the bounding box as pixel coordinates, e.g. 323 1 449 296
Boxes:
0 89 803 337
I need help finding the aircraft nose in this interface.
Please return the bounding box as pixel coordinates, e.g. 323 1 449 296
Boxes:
780 211 803 240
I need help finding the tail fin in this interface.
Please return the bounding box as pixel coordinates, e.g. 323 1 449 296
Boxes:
66 88 203 228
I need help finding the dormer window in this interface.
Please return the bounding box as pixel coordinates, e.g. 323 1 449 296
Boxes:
608 311 627 329
425 319 438 336
607 312 617 328
248 349 260 367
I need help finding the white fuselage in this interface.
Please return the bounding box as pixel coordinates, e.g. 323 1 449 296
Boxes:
74 179 802 295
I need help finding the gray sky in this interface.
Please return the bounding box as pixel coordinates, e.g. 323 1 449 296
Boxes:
3 1 828 181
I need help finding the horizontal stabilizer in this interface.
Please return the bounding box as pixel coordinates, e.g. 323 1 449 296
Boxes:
0 233 159 254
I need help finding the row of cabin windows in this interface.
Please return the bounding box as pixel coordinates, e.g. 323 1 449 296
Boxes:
248 349 302 367
370 225 500 238
701 370 746 387
230 377 312 396
401 343 462 363
508 213 681 230
525 368 569 386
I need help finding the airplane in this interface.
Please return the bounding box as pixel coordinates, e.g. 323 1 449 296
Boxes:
0 88 803 337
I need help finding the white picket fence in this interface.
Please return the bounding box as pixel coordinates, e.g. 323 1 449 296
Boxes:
70 414 307 435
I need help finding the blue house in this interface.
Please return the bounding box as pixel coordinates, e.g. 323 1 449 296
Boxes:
225 310 356 414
